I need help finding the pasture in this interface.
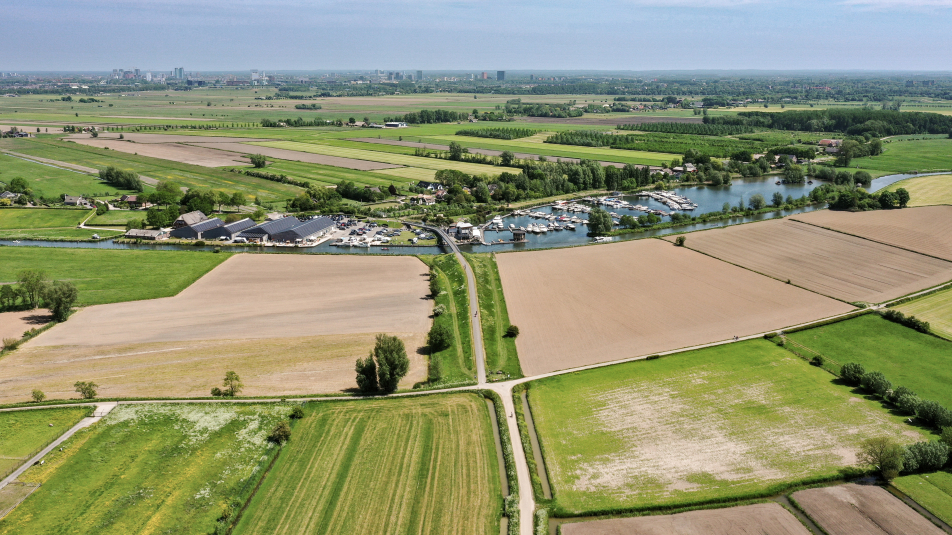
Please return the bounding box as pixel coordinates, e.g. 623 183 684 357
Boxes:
0 404 291 534
672 217 952 303
893 471 952 525
886 174 952 207
0 153 135 199
0 208 91 229
0 228 123 240
0 247 232 306
0 407 89 479
561 503 810 535
494 239 853 376
791 484 944 535
525 340 921 514
792 206 952 262
786 314 952 407
851 138 952 174
895 286 952 340
233 394 502 535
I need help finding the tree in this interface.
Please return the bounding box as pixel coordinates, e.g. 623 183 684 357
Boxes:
836 139 862 166
587 207 613 235
388 184 398 196
267 421 292 444
44 281 78 322
448 142 464 161
861 371 892 398
748 193 766 211
289 406 305 419
0 284 17 308
840 362 866 385
355 354 378 393
878 190 896 209
857 436 904 480
674 236 686 246
216 191 231 213
853 170 873 188
373 334 410 394
74 381 98 399
772 192 784 207
506 325 520 338
500 151 515 167
427 323 452 352
249 154 267 168
150 181 182 206
903 441 950 473
17 270 48 309
783 164 805 184
32 389 46 403
895 188 910 208
619 215 637 228
230 192 245 210
223 371 243 396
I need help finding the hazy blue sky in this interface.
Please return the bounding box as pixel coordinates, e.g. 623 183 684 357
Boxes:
2 0 950 72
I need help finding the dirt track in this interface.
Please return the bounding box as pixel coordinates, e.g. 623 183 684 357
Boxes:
561 503 811 535
792 484 945 535
495 239 853 376
793 206 952 262
670 218 952 303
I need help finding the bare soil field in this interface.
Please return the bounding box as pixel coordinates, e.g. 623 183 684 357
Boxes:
189 141 402 170
0 333 426 403
561 503 811 535
66 138 249 167
73 133 268 144
518 115 703 125
669 218 952 303
495 239 853 376
0 311 50 342
792 206 952 262
792 484 945 535
30 254 431 347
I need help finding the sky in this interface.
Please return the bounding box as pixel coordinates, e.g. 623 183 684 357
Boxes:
2 0 951 72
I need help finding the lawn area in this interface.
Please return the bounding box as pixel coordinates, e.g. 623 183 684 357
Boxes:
0 403 291 535
376 166 438 181
893 471 952 525
787 314 952 407
255 158 404 189
0 208 92 229
895 287 952 341
249 140 522 176
87 208 150 226
886 174 952 206
0 407 90 479
418 254 476 387
0 247 232 306
425 134 678 165
525 339 919 514
233 394 502 535
0 228 123 240
851 138 952 174
0 153 137 200
464 253 522 381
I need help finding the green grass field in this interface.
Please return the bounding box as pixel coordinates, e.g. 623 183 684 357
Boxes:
886 173 952 206
525 339 919 514
233 394 502 535
0 403 291 534
851 138 952 174
464 253 522 381
425 134 678 165
419 255 476 387
0 408 90 478
895 287 952 341
0 247 232 306
86 208 150 226
893 471 952 525
0 208 92 229
787 314 952 407
257 158 404 189
0 153 138 200
0 228 123 240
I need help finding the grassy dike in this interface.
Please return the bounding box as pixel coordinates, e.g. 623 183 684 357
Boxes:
464 253 523 381
418 254 476 386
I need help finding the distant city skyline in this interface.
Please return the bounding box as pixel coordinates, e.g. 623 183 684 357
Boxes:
3 0 952 71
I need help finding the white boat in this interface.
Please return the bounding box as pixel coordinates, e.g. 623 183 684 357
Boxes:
538 224 547 233
594 236 612 243
509 224 515 230
566 224 576 230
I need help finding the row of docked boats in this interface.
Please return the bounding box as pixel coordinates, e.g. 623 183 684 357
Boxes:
634 190 699 211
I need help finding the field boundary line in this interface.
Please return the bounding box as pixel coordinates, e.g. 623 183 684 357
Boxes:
788 216 952 264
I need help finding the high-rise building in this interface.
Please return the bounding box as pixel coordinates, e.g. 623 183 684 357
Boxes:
145 72 152 82
416 70 423 81
173 67 184 79
481 72 488 79
497 71 505 81
134 68 140 78
529 74 534 81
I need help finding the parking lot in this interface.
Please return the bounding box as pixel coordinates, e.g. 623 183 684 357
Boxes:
327 216 439 247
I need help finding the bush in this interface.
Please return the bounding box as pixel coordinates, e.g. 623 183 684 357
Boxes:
882 309 930 333
267 421 292 444
249 154 267 168
810 355 824 366
289 406 304 419
840 362 866 385
903 441 950 473
2 338 20 351
74 381 98 399
941 427 952 448
674 236 686 246
427 323 452 352
31 389 45 403
429 271 440 296
432 304 447 317
506 325 520 338
861 371 892 398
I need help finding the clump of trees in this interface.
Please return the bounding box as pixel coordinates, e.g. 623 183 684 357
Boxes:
211 371 243 397
74 381 98 400
882 309 930 333
99 166 143 192
355 334 410 394
587 207 613 235
0 270 78 322
249 154 267 168
456 127 537 140
706 108 952 136
810 182 910 211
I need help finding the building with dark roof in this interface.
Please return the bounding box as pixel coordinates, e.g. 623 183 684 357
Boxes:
237 216 335 243
125 228 169 240
203 218 256 240
169 217 224 239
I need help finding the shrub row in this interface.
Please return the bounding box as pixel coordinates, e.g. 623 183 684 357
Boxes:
479 390 519 535
230 168 309 189
881 309 930 333
512 384 552 507
456 127 537 140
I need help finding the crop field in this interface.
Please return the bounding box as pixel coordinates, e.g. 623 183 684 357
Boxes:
851 138 952 174
0 407 89 478
0 208 91 229
791 484 944 535
464 253 522 380
0 153 136 200
0 403 291 534
0 247 232 306
526 340 921 514
885 174 952 207
234 394 502 535
0 311 50 341
376 166 438 181
424 134 676 165
896 286 952 340
561 503 811 535
673 217 952 303
786 314 952 407
255 159 404 189
67 136 250 167
495 239 853 376
792 206 952 262
893 471 952 525
419 254 476 387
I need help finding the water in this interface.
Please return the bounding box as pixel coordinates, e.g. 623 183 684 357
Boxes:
0 173 933 255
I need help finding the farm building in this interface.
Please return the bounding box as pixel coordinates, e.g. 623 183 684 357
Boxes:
169 218 225 240
0 191 19 201
63 195 87 207
237 216 335 243
173 210 208 229
409 194 436 206
119 194 147 208
203 218 256 240
125 228 169 240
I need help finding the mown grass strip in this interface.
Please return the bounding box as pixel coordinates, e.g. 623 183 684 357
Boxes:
464 253 522 381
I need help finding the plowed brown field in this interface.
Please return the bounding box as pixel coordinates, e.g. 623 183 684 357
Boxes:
0 311 49 341
792 484 945 535
495 239 853 376
67 138 249 167
668 218 952 303
561 503 811 535
792 206 952 262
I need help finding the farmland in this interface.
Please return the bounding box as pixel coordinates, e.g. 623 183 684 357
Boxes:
0 152 137 199
886 173 952 206
893 471 952 525
673 217 952 303
560 503 811 535
524 340 921 514
0 208 92 229
0 407 89 479
792 206 952 262
0 247 232 306
895 286 952 340
786 314 952 407
791 484 945 535
464 253 522 380
233 394 502 535
0 404 291 534
0 311 49 341
495 238 853 376
850 138 952 174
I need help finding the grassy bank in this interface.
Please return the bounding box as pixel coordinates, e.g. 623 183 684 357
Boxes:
0 407 90 479
893 471 952 525
419 254 476 386
464 252 523 380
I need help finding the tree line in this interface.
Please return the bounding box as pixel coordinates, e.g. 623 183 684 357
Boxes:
616 122 756 136
455 127 537 140
293 103 322 110
382 109 467 124
99 167 144 192
705 108 952 136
